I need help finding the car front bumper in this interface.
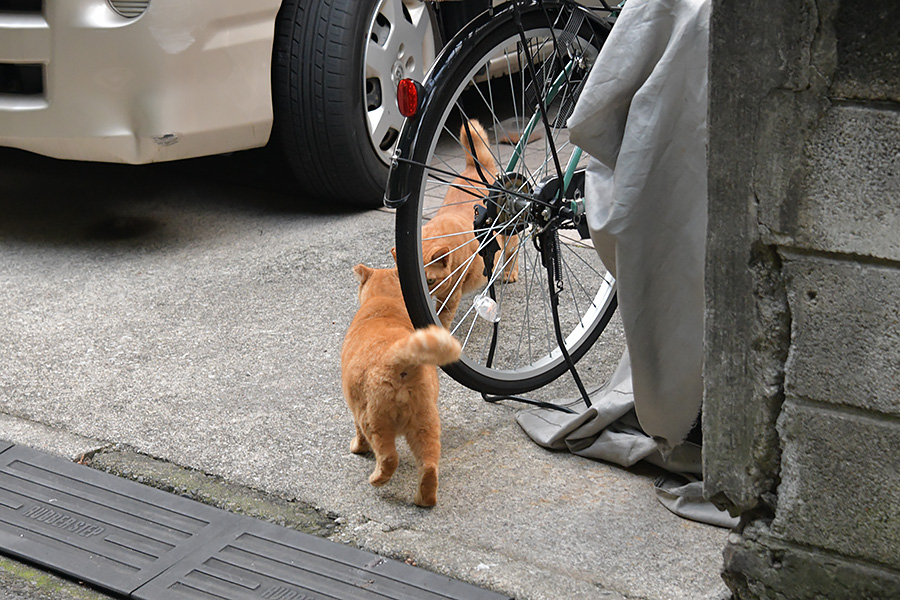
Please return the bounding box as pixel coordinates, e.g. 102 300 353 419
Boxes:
0 0 281 164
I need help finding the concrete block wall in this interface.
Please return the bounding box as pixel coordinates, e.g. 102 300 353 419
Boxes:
705 0 900 597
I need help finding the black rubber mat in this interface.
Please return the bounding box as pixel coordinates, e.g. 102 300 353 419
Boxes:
135 519 504 600
0 443 241 596
0 442 511 600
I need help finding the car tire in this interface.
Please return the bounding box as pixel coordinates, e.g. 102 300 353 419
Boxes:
272 0 436 207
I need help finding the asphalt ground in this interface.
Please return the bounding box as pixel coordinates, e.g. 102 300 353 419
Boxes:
0 146 730 600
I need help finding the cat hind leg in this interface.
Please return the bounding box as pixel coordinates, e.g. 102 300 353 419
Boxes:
408 427 441 507
501 233 519 283
415 466 438 508
367 432 398 487
350 422 371 454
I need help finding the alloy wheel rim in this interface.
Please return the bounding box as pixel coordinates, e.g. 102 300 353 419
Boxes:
364 0 437 165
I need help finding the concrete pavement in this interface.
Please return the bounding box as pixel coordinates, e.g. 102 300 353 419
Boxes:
0 147 730 600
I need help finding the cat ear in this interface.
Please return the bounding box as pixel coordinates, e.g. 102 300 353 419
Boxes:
353 264 373 284
427 246 451 267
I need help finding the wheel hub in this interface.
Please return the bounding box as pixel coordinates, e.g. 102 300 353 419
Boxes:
391 60 406 84
492 172 533 235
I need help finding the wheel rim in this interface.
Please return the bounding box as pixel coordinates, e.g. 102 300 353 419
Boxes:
406 13 616 388
364 0 437 166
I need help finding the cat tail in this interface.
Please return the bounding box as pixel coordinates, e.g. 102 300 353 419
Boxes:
390 325 461 369
459 119 495 171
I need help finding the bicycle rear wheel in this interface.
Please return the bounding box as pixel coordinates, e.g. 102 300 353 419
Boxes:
392 0 617 395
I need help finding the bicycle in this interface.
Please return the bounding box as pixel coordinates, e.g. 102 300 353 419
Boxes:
385 0 620 411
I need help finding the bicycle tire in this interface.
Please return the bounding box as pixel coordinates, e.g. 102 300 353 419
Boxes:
392 0 617 395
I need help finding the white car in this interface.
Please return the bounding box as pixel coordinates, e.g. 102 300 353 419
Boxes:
0 0 490 206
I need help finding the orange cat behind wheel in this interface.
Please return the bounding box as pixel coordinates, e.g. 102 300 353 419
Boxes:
341 264 461 507
407 118 518 328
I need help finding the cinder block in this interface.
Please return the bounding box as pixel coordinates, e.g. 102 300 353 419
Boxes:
771 105 900 261
783 256 900 416
724 520 900 600
774 400 900 569
831 1 900 101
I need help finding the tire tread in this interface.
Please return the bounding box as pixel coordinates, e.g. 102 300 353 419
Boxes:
272 0 387 205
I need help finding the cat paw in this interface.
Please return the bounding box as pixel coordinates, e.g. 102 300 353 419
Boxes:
350 436 370 454
414 468 438 507
369 471 392 487
414 491 436 507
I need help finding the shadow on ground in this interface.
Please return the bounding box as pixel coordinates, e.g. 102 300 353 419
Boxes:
0 145 366 250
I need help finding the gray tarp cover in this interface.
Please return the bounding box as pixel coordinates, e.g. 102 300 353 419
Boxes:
515 0 737 528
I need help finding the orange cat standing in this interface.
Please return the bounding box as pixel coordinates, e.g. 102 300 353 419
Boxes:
341 265 461 507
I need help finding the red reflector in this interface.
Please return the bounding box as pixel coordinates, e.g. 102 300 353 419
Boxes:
397 79 420 118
